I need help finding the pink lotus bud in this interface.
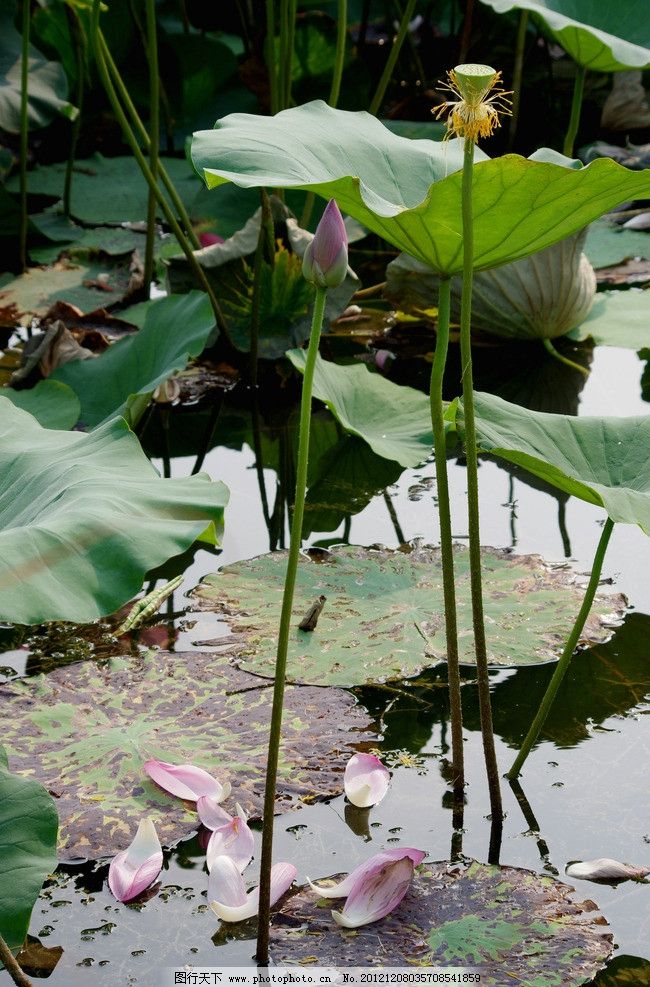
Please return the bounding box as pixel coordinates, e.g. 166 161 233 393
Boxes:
207 855 297 923
206 804 254 873
344 752 390 808
108 818 163 902
308 847 425 928
144 758 230 803
302 199 349 289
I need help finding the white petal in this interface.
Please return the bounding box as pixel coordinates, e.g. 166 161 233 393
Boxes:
308 848 425 899
107 818 163 902
206 814 255 873
566 858 650 882
207 855 247 910
344 753 390 808
332 857 414 929
209 862 297 923
197 795 233 830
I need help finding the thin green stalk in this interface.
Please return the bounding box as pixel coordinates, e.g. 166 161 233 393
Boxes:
63 6 85 217
542 337 589 377
0 931 33 987
250 190 274 391
508 10 528 151
100 35 200 249
256 287 328 964
459 136 503 824
329 0 347 107
563 63 586 158
281 0 297 107
144 0 160 293
279 0 288 107
429 277 464 796
19 0 30 272
91 5 226 330
368 0 417 115
265 0 279 114
508 517 614 778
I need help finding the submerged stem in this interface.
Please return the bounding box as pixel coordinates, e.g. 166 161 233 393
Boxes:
542 337 589 377
508 517 615 778
256 288 328 964
563 64 586 158
429 277 464 797
460 136 503 824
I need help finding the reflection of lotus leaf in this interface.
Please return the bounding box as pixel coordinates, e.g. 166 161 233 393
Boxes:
0 652 374 860
272 860 613 984
192 545 626 684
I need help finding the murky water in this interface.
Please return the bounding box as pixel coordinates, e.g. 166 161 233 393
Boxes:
2 344 649 985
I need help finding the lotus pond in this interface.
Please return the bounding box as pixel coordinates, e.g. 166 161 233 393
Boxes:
2 1 650 985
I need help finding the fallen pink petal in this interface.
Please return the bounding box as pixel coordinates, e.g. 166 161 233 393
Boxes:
197 795 233 831
308 847 425 899
144 758 231 802
108 817 163 903
208 856 297 923
330 850 423 929
206 804 254 873
344 752 390 808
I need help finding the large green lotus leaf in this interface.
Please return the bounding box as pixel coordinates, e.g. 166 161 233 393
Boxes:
0 752 58 951
52 291 217 428
0 400 228 624
272 860 613 982
584 219 650 269
191 101 650 275
7 154 198 224
1 379 80 429
0 9 76 133
479 0 650 72
192 545 624 684
569 288 650 349
287 349 432 467
458 391 650 533
0 651 373 860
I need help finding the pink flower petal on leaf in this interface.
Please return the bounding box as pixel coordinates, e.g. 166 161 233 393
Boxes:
308 847 425 899
108 818 163 903
144 759 230 802
206 805 254 873
197 795 233 830
208 856 297 923
344 753 390 808
331 855 416 928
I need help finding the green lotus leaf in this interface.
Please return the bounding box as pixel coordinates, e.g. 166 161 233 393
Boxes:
191 101 650 275
0 399 228 624
0 752 58 951
52 291 217 428
287 349 432 467
479 0 650 72
456 391 650 533
584 218 650 269
569 288 650 349
0 652 373 860
272 860 613 983
1 380 80 429
192 544 625 683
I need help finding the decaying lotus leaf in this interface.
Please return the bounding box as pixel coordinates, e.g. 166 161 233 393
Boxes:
192 544 627 685
0 651 374 861
270 860 613 984
385 230 596 341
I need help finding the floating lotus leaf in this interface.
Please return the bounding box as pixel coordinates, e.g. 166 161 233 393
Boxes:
191 101 650 276
192 544 625 685
584 219 650 269
385 231 596 340
287 349 432 467
457 392 650 533
0 652 373 861
478 0 650 72
271 859 613 983
0 399 228 624
570 288 650 349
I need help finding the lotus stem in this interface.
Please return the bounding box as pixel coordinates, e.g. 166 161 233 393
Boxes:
63 6 85 218
91 3 226 331
19 0 29 272
256 287 328 964
542 337 589 377
144 0 160 293
99 34 200 249
250 190 274 390
508 517 615 778
369 0 417 115
508 10 528 151
563 64 586 158
265 0 279 114
460 135 503 824
329 0 347 107
0 932 33 987
280 0 297 107
429 277 465 798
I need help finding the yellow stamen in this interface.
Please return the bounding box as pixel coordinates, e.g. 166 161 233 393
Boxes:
433 65 512 143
